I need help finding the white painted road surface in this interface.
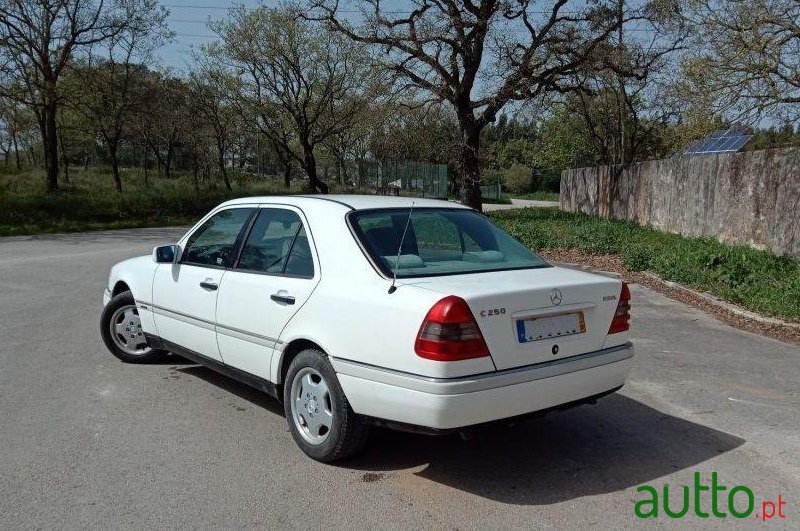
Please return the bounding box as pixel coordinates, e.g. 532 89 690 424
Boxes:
1 227 798 529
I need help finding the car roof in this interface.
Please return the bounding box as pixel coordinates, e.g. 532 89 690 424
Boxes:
218 194 472 212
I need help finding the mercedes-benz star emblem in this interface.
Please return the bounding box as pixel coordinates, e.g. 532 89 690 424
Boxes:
550 288 563 306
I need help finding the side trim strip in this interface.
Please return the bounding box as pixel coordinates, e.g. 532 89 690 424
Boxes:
330 342 633 395
215 323 280 349
138 300 283 347
138 300 216 332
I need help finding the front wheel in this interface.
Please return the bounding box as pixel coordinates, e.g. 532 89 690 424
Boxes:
100 290 166 363
284 349 369 462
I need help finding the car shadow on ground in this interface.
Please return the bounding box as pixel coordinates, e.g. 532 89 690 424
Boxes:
177 364 285 416
348 393 745 505
175 365 744 506
150 353 197 365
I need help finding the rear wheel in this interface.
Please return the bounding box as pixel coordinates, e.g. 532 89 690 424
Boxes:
284 349 369 462
100 291 166 363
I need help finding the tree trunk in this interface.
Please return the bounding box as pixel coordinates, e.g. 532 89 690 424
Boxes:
42 103 59 191
300 140 328 193
274 143 291 187
108 142 122 193
217 148 231 191
62 151 69 186
165 144 174 179
283 162 291 188
12 130 21 169
141 147 149 187
192 152 200 193
456 119 483 211
59 131 69 187
339 159 348 186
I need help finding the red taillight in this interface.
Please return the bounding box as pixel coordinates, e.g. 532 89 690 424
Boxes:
415 296 490 361
608 282 631 334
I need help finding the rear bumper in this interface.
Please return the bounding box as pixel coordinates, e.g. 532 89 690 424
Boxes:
332 342 633 430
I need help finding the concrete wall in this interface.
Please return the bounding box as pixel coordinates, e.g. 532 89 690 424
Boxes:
560 148 800 257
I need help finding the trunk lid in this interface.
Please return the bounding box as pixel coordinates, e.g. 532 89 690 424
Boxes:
403 266 622 370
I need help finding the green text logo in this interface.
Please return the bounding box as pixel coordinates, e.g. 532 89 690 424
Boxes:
635 472 787 522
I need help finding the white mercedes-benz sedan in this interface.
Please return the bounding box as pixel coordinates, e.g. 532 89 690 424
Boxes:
100 195 633 461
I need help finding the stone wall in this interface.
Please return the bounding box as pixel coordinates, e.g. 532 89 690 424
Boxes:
560 148 800 257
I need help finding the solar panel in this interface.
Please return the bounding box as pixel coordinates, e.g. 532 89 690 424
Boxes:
681 128 752 157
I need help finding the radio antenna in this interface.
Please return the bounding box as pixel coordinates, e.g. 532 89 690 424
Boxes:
388 201 415 294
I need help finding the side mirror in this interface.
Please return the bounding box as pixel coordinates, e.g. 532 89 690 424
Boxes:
153 244 179 263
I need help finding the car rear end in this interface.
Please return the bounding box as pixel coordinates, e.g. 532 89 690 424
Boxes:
333 268 633 431
332 206 633 431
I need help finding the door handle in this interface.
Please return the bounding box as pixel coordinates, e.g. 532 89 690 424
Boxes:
270 293 295 305
199 281 218 291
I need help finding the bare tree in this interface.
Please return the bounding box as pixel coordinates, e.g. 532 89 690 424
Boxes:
571 0 686 175
69 0 169 191
208 6 385 193
0 93 26 169
681 0 800 124
311 0 636 209
0 0 130 190
189 63 240 191
133 73 189 179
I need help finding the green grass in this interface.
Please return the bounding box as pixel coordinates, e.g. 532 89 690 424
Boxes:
0 166 306 236
490 208 800 320
5 168 797 321
506 191 560 202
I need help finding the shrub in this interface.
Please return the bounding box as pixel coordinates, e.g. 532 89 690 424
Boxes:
503 163 533 194
489 208 800 320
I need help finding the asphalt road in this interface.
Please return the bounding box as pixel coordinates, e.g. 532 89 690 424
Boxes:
1 227 798 529
483 198 560 211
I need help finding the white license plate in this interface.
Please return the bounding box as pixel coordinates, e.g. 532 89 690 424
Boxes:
516 312 586 343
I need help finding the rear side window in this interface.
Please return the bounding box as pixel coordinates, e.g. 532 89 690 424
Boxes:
236 208 314 278
182 208 253 267
350 208 549 278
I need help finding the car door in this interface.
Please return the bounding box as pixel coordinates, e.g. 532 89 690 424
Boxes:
151 207 254 362
215 206 320 381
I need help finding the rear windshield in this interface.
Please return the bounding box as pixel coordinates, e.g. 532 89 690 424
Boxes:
349 208 550 278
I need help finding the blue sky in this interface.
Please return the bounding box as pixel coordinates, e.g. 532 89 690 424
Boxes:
158 1 263 71
158 0 420 71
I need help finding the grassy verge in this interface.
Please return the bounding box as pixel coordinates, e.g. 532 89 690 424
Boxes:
490 208 800 321
507 191 560 202
0 167 306 236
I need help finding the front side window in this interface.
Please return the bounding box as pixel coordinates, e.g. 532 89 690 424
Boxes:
182 208 254 267
236 208 314 278
350 208 550 278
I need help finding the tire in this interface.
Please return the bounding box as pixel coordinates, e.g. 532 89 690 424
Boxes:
283 349 370 462
100 290 167 363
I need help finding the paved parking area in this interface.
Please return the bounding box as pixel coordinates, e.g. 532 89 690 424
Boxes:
1 227 798 529
483 198 559 211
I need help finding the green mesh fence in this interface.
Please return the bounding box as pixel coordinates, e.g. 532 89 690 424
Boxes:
480 170 503 199
332 159 448 199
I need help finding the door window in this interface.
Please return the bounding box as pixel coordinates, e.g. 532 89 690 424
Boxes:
182 208 254 267
283 226 314 277
236 209 314 278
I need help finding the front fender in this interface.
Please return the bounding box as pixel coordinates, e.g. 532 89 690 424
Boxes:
104 255 160 334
